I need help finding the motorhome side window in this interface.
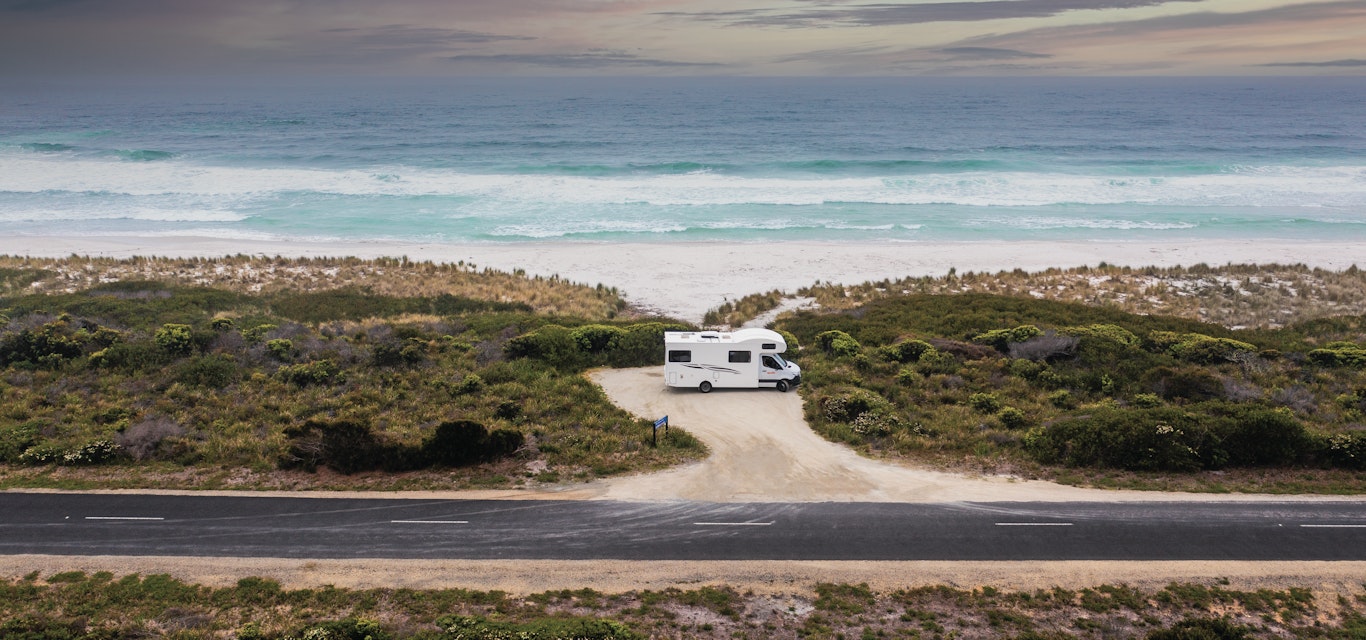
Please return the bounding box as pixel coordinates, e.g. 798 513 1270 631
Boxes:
762 343 777 350
668 350 691 363
728 350 751 363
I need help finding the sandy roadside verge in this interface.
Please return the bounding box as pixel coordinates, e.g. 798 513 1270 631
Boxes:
4 555 1364 597
5 236 1363 322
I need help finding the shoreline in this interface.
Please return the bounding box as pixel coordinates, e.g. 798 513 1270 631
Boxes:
4 236 1363 322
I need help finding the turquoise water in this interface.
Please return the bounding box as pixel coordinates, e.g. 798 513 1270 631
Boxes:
2 77 1363 244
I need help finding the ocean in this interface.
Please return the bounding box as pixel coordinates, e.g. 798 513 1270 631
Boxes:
2 76 1363 245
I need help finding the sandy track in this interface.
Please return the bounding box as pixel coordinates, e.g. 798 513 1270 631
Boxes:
588 367 1363 503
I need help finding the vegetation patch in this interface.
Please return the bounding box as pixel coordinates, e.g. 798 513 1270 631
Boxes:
777 293 1366 492
2 572 1362 639
0 259 702 491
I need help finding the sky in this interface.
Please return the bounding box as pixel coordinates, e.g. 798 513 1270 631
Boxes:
0 0 1363 76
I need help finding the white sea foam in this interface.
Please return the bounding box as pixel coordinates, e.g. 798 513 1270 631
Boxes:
3 152 1364 210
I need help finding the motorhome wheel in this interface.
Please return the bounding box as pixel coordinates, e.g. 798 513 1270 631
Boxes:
699 381 713 393
776 380 789 392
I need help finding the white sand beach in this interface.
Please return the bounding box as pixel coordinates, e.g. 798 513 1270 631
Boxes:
5 236 1363 322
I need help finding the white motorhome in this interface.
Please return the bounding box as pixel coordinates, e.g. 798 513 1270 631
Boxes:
664 329 801 393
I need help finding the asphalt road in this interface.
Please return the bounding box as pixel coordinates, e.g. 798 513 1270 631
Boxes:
2 493 1364 560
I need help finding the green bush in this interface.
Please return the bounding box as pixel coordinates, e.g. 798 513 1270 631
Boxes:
972 325 1043 352
0 423 41 462
1025 404 1313 471
503 324 584 369
265 338 294 361
1024 407 1214 471
0 320 85 368
1061 324 1141 347
210 317 235 331
820 387 892 424
570 324 625 353
1147 617 1251 640
1133 393 1163 408
437 614 640 640
89 342 168 371
1307 345 1366 368
878 339 932 363
915 348 958 375
1323 432 1366 470
289 617 390 640
425 420 524 467
997 406 1028 430
154 323 196 355
277 359 343 386
175 354 239 388
1166 334 1258 364
815 330 862 357
968 392 1001 414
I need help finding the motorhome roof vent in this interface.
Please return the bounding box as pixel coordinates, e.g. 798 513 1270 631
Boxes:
699 332 721 340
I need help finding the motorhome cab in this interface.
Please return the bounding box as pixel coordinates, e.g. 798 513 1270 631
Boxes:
664 329 801 393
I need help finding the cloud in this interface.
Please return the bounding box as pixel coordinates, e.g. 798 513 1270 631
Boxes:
1257 58 1366 67
445 50 724 69
320 24 533 49
660 0 1204 28
939 47 1052 60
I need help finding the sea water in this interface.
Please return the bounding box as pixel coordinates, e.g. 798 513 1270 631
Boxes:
2 76 1363 245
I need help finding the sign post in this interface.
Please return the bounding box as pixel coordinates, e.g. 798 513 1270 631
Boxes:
653 415 669 447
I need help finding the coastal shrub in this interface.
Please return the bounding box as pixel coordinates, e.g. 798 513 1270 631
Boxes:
437 614 640 640
454 373 484 394
289 618 390 640
503 324 584 368
815 330 862 357
210 317 235 331
0 423 40 462
1307 343 1366 368
1048 389 1075 409
280 419 395 474
425 420 524 467
1148 366 1224 402
972 325 1043 352
1024 407 1214 471
878 339 933 363
1061 324 1141 348
570 324 624 354
154 323 196 356
241 324 277 344
1147 617 1251 640
61 440 123 466
1168 334 1259 364
174 354 239 388
1133 393 1163 408
915 348 959 375
1323 433 1366 470
1025 404 1312 471
265 338 294 361
820 387 892 424
18 443 65 465
605 322 691 368
89 342 167 371
1209 406 1311 467
0 320 85 368
968 392 1001 414
276 359 343 386
775 328 801 354
997 406 1028 430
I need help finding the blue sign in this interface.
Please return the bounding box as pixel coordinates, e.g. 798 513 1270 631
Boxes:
654 416 668 428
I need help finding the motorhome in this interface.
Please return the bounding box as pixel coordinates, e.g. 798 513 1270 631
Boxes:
663 329 801 393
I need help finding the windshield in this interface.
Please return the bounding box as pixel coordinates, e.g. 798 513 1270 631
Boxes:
768 354 787 368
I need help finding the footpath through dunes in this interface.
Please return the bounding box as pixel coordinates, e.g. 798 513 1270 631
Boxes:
587 367 1361 503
